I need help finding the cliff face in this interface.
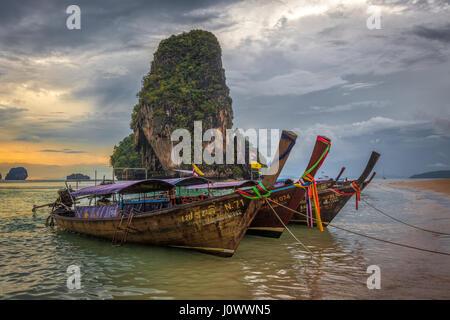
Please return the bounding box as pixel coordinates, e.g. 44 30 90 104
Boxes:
132 30 236 175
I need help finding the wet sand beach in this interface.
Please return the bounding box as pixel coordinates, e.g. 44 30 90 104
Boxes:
389 179 450 197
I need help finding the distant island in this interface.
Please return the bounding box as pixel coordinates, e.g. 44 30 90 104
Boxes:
410 170 450 179
5 167 28 180
66 173 90 180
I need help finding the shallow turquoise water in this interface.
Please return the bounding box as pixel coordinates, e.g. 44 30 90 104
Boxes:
0 179 449 299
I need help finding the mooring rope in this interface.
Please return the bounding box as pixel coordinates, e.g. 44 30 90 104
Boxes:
265 199 375 288
264 198 313 255
330 182 361 210
361 198 450 236
267 198 450 257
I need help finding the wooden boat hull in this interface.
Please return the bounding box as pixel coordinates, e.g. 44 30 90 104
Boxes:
53 193 258 257
246 187 294 238
247 136 332 238
291 180 371 225
247 180 334 238
290 152 380 225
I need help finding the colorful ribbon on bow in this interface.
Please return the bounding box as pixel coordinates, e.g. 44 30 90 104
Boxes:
292 137 330 231
235 135 330 233
294 174 324 232
330 182 361 210
236 133 297 200
300 136 330 178
236 182 271 200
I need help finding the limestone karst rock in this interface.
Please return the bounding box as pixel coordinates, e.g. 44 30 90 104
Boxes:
5 167 28 180
131 30 248 177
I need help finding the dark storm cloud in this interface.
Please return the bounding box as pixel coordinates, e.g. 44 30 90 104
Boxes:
0 105 27 121
0 0 240 54
10 109 133 146
0 0 243 143
412 24 450 43
71 74 142 112
1 0 450 177
231 59 450 177
14 135 42 142
433 117 450 135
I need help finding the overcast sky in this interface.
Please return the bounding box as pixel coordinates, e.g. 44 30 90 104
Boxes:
0 0 449 179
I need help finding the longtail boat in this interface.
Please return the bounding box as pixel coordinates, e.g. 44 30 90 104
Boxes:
246 136 331 238
183 136 332 238
45 130 297 257
290 151 380 225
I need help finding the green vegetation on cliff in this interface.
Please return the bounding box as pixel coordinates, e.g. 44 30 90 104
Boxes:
110 134 142 168
131 29 233 130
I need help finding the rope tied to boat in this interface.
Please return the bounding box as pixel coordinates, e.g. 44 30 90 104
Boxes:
267 198 450 257
362 198 450 236
264 198 313 255
330 182 361 210
236 135 328 231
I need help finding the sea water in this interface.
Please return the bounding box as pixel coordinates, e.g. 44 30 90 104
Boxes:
0 179 449 299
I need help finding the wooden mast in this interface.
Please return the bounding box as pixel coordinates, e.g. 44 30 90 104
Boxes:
335 167 346 181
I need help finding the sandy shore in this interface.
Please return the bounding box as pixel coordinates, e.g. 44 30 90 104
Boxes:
389 179 450 197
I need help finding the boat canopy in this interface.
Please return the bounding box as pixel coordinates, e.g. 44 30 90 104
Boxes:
70 176 211 197
186 178 298 190
186 180 258 190
70 179 175 197
163 176 211 186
